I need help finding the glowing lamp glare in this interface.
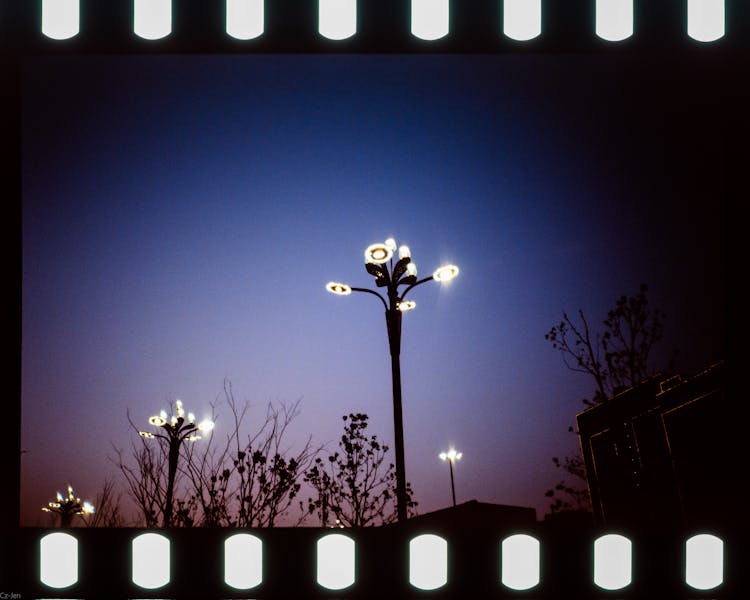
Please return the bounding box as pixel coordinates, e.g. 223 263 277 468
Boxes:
433 264 459 282
364 243 393 264
326 282 352 295
198 419 215 432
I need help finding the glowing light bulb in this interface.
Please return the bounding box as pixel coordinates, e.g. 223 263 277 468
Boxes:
439 448 462 462
433 264 459 282
326 281 352 295
364 243 393 264
198 419 215 432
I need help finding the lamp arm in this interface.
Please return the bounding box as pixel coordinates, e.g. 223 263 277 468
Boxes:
350 287 388 310
400 276 434 300
142 431 170 443
178 424 200 442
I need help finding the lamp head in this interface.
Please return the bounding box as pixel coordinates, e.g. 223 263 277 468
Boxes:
433 264 459 282
364 242 393 264
197 419 215 432
326 281 352 295
440 448 462 462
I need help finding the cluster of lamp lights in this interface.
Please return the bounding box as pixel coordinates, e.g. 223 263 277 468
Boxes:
138 399 214 442
42 485 94 526
326 238 459 306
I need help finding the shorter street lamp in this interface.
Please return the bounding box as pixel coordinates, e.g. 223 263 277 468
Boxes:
138 399 214 527
439 448 462 507
42 485 94 527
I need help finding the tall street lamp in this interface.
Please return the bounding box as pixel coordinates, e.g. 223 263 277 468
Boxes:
139 399 214 527
326 237 459 523
42 485 95 527
439 448 462 507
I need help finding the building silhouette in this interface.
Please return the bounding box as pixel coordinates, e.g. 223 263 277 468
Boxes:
577 361 729 530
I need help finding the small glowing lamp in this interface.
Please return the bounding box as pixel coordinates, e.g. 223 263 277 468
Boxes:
398 245 411 259
433 264 459 282
198 419 215 432
149 415 166 427
385 238 397 252
439 449 462 462
364 243 393 264
139 431 155 439
326 282 352 295
398 300 416 311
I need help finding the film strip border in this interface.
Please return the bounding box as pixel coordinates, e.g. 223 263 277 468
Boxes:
1 0 749 54
26 528 735 596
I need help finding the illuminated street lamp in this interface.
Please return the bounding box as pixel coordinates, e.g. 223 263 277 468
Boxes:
439 448 462 507
42 485 95 527
138 399 214 527
326 237 459 523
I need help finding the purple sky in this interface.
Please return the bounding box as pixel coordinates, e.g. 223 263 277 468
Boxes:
20 54 725 526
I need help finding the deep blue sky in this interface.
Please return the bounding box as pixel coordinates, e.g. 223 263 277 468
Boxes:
21 54 725 525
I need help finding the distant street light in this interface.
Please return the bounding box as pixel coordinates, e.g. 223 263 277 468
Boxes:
138 399 214 527
327 237 459 523
42 485 95 527
439 448 462 507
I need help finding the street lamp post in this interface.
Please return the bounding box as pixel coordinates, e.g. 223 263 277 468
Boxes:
42 485 95 527
439 448 462 507
139 399 214 527
327 238 459 523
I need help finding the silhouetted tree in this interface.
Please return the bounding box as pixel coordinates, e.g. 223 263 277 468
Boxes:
304 413 417 527
544 284 671 513
545 283 668 406
113 416 171 527
544 433 591 514
85 478 126 527
184 380 319 527
114 385 317 527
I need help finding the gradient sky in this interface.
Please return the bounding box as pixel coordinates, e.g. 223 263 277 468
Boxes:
20 53 725 526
